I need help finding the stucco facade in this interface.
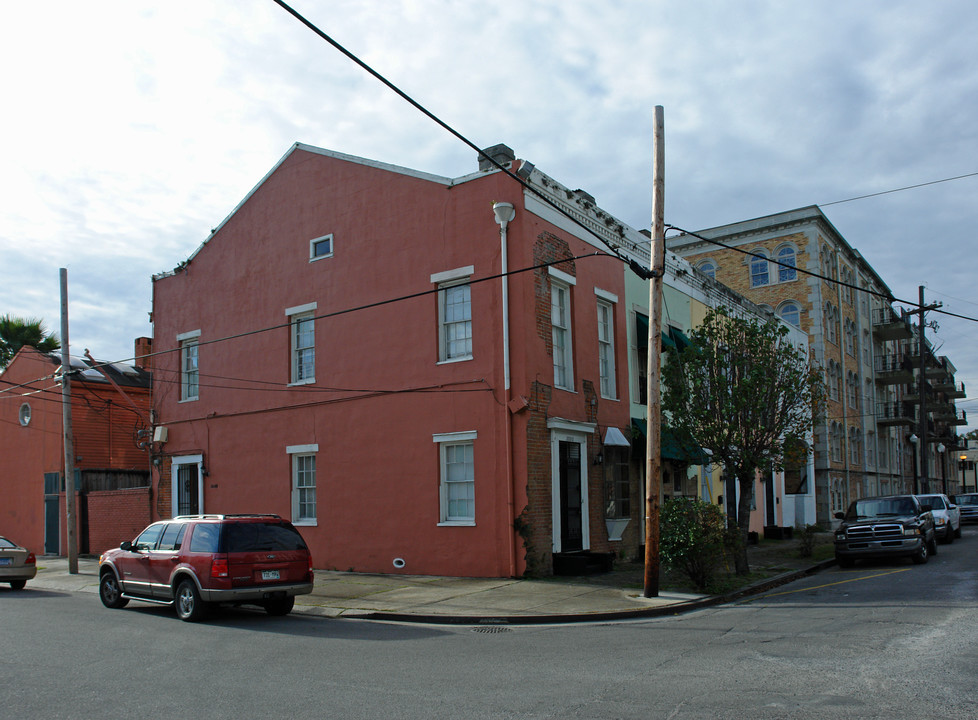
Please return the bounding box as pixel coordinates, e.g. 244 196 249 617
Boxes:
151 144 640 578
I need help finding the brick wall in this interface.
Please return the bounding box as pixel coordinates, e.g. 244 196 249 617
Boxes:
86 488 152 554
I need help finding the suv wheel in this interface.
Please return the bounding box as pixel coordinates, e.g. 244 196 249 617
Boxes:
912 541 929 564
836 556 855 569
944 525 954 544
99 572 130 609
175 579 207 622
264 596 295 616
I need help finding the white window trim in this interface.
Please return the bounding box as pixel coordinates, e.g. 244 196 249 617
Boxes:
309 233 333 262
434 431 477 527
288 445 318 527
548 266 577 286
594 287 618 303
430 265 474 285
436 279 473 364
596 298 617 400
179 334 200 403
287 303 317 386
551 277 574 391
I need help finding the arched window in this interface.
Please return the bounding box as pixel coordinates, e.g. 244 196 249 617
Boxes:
697 260 716 280
776 245 797 282
778 301 801 328
749 251 770 287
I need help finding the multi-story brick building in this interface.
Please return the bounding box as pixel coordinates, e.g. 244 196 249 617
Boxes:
667 206 966 522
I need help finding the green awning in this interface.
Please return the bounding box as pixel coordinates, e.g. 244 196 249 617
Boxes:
630 418 707 465
669 327 691 351
635 314 677 350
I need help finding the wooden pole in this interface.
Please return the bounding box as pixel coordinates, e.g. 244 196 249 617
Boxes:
60 268 78 574
644 106 665 598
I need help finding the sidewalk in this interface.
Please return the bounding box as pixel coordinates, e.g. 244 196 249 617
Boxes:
27 541 833 624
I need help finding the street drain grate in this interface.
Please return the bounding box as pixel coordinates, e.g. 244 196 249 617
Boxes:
472 626 512 634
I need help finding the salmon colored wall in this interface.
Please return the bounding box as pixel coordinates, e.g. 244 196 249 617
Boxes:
152 148 631 577
0 347 153 553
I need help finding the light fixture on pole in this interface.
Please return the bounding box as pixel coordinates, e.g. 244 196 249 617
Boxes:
937 443 947 495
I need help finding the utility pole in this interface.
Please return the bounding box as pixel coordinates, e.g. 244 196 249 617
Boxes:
912 286 941 494
60 268 78 574
644 105 665 598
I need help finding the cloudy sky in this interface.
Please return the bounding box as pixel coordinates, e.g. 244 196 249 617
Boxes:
2 1 977 428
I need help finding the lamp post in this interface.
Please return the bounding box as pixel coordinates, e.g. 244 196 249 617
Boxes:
937 443 947 495
909 434 919 494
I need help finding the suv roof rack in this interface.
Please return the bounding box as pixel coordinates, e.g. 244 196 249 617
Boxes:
172 514 282 520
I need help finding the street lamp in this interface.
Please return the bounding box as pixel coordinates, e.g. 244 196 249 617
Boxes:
909 434 919 494
937 443 947 495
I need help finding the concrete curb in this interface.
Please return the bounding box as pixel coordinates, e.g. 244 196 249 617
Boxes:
343 559 838 625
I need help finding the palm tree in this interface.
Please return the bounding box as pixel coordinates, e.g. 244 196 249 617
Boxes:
0 315 61 368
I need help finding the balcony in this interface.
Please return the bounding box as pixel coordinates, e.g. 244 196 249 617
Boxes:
876 401 914 427
872 307 913 341
874 354 914 385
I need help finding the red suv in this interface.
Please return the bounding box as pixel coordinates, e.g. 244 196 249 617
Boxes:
98 514 313 621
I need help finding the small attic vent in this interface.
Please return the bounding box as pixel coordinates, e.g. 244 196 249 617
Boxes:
478 144 515 171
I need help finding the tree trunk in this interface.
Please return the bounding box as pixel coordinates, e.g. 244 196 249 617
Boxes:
733 470 755 575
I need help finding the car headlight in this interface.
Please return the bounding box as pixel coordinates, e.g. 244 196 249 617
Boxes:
903 525 921 536
934 517 947 526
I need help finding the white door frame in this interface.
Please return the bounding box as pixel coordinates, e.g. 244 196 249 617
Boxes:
171 454 204 517
548 418 595 553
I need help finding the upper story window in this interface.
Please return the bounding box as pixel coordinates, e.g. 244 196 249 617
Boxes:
286 303 316 385
778 301 801 328
776 245 797 282
825 303 838 344
177 329 201 401
309 234 333 262
431 266 474 363
697 260 716 280
596 290 617 399
18 402 31 426
550 268 576 390
749 251 770 287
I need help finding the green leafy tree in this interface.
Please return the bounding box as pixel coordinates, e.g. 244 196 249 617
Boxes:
0 315 61 369
662 307 824 575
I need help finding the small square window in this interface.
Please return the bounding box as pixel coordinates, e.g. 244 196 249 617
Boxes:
309 234 333 261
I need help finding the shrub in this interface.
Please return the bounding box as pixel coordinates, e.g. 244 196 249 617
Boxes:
796 523 821 558
660 498 732 592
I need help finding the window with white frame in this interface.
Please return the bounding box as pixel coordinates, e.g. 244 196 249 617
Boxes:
827 360 839 401
697 260 716 280
776 245 797 282
309 234 333 261
596 291 617 399
177 330 200 401
440 282 472 360
287 444 317 524
750 251 770 287
287 303 316 384
433 431 476 524
431 266 474 363
550 269 575 390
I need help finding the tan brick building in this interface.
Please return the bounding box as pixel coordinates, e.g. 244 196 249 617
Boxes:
667 206 965 523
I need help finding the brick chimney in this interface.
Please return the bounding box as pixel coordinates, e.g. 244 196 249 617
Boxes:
134 337 153 371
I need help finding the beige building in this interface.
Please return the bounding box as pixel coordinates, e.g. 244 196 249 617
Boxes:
667 206 966 523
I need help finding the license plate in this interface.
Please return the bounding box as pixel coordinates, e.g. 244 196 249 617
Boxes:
0 558 11 566
261 570 280 581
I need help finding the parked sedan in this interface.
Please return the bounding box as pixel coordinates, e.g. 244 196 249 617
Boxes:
0 536 37 589
916 493 961 542
951 493 978 524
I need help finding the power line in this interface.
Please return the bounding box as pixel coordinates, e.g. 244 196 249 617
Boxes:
819 171 978 207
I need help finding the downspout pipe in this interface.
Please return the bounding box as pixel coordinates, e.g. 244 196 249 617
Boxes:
493 202 517 576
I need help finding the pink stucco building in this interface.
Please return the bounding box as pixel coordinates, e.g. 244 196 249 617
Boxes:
151 144 640 577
